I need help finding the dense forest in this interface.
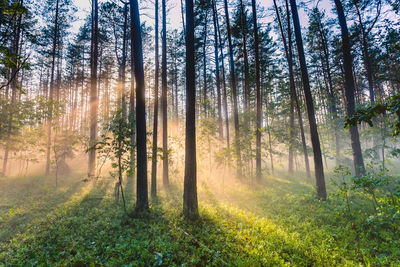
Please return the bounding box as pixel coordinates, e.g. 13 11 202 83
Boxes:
1 0 400 265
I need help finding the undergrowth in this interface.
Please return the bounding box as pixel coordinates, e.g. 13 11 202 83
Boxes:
0 172 399 266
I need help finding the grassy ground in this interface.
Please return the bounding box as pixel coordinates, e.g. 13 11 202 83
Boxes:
0 170 399 266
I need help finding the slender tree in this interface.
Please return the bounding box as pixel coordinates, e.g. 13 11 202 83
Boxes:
289 0 326 199
130 0 149 211
183 0 199 220
223 0 241 176
215 0 230 148
334 0 366 176
239 0 250 111
120 1 128 117
88 0 99 178
251 0 262 180
161 0 169 187
151 0 160 199
273 0 311 178
45 0 60 176
2 0 24 176
212 0 223 139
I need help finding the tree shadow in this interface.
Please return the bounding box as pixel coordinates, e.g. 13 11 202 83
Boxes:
0 174 88 242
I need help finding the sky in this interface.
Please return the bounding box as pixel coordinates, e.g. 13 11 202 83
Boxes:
70 0 338 36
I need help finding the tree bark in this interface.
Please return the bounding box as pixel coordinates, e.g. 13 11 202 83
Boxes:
215 1 230 148
334 0 366 176
223 0 241 176
251 0 262 180
151 0 160 199
130 0 149 211
239 0 250 111
45 0 60 176
273 0 310 178
202 10 209 116
161 0 169 187
290 0 326 199
183 0 199 220
88 0 99 178
212 0 223 139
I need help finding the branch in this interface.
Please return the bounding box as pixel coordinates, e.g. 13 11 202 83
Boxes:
0 53 30 91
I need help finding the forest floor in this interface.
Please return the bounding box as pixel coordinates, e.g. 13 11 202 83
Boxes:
0 166 399 266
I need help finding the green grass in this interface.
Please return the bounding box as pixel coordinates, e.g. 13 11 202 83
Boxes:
0 171 399 266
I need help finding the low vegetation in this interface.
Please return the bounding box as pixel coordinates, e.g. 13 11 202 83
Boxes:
1 168 399 266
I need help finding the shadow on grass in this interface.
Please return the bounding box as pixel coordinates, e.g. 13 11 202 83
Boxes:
0 174 86 242
0 178 234 266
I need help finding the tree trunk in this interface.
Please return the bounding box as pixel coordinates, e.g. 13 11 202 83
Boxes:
121 2 128 119
88 0 99 178
202 10 209 116
183 0 199 220
130 0 149 211
223 0 241 176
315 9 340 164
239 0 250 111
251 0 262 180
274 0 310 178
353 0 375 104
334 0 366 177
290 0 326 199
45 0 60 176
151 0 160 199
161 0 169 187
215 1 230 148
212 0 223 139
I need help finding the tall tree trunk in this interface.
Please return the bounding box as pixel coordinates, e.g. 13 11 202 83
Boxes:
183 0 199 220
212 0 223 139
251 0 262 180
2 0 23 176
265 91 274 175
161 0 169 187
223 0 241 176
121 2 128 119
290 0 326 199
215 1 230 148
274 0 310 178
45 0 60 176
334 0 366 176
315 9 340 164
202 10 209 116
180 0 186 38
151 0 160 199
353 0 375 104
288 90 295 173
239 0 250 111
130 0 149 211
88 0 99 178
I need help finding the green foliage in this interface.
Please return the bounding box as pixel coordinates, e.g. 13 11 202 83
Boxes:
95 109 133 177
345 93 400 136
92 109 133 211
1 171 400 266
331 164 400 243
0 0 29 88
